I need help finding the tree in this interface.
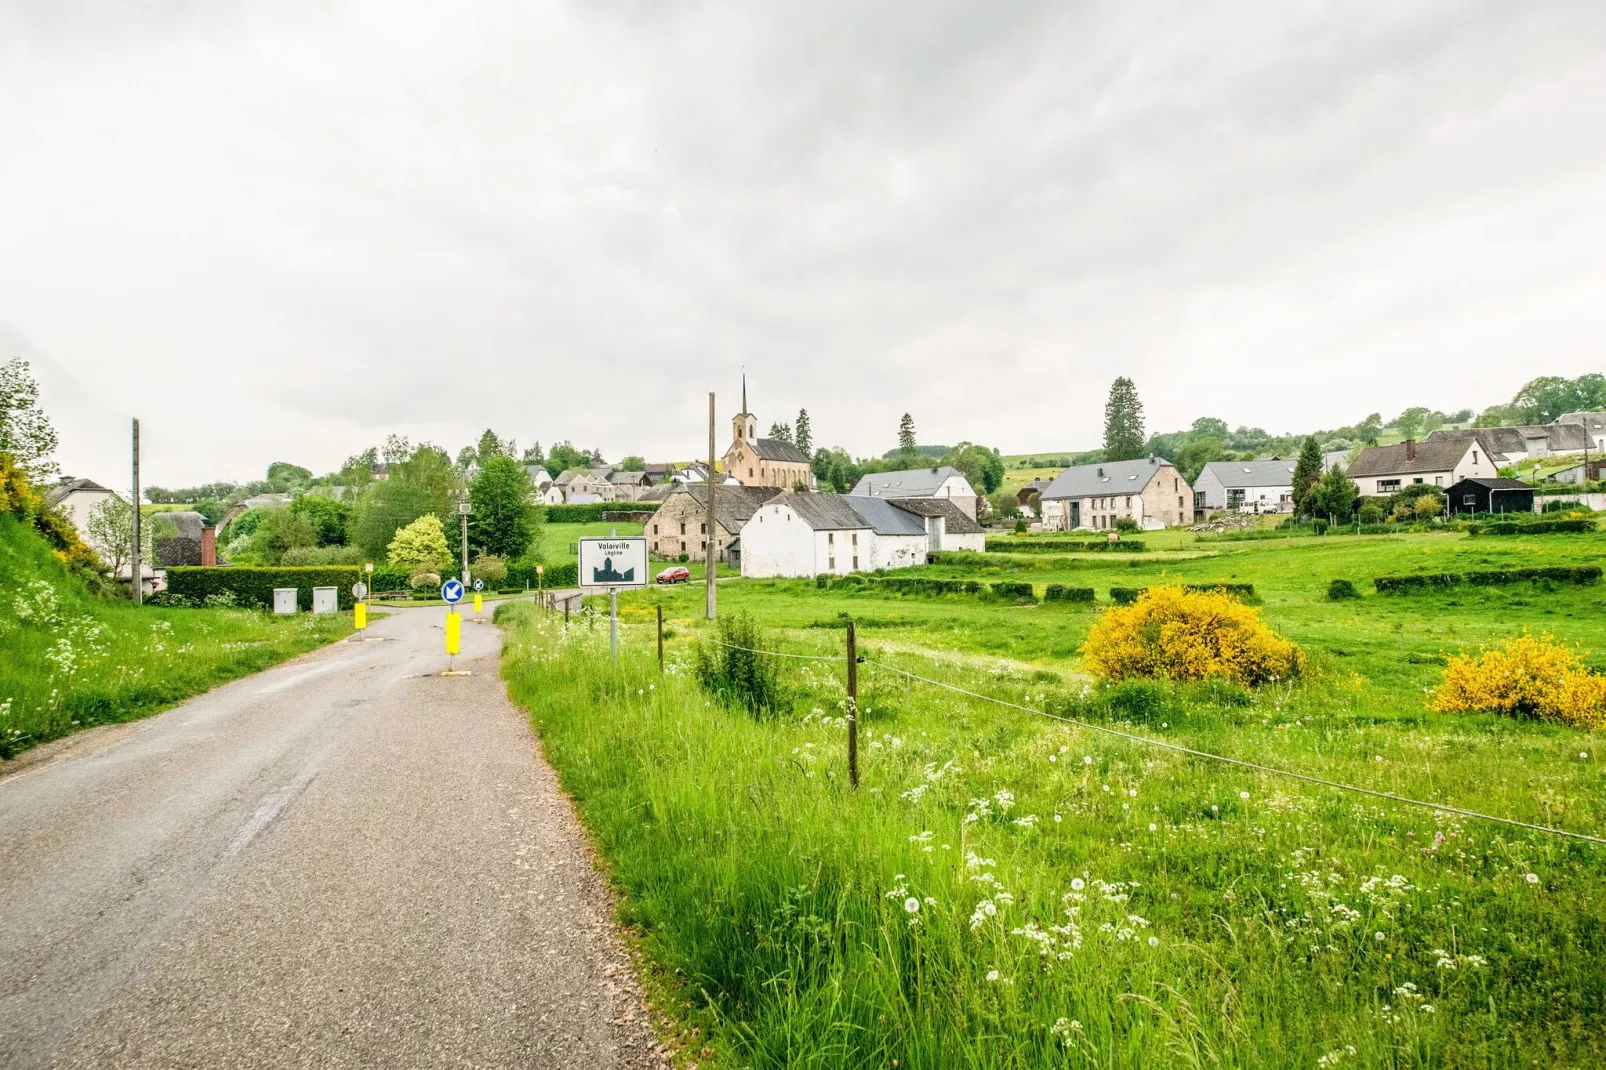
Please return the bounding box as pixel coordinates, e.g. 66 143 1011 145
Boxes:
348 444 461 560
1290 436 1324 516
468 455 537 561
521 441 545 466
1309 465 1358 523
546 441 591 475
941 443 1007 494
897 414 917 462
251 506 317 563
387 514 451 580
1174 438 1228 484
455 446 478 469
290 494 350 546
0 358 59 481
266 462 313 489
380 434 412 465
1102 378 1145 461
617 455 646 471
86 496 152 577
768 422 793 443
1393 407 1431 441
476 428 514 462
1356 413 1383 446
1190 416 1230 441
794 410 812 456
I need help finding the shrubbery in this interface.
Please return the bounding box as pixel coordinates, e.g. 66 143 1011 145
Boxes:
1468 518 1595 536
166 566 363 610
1043 585 1096 603
1327 578 1359 600
1375 566 1601 593
1082 586 1303 686
872 576 982 597
1431 633 1606 728
984 538 1146 554
694 611 784 718
543 503 659 523
990 581 1035 602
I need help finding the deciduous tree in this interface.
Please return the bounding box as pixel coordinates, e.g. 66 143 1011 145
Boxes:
0 358 58 481
468 455 537 560
387 514 451 580
1309 465 1358 523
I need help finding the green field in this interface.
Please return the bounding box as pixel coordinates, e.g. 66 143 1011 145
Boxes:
501 524 1606 1068
0 516 353 757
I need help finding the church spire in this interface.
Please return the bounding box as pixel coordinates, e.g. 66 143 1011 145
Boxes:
742 372 748 416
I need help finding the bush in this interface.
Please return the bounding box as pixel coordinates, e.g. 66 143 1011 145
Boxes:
1182 583 1255 601
873 577 982 597
1431 633 1606 728
985 538 1146 554
1014 518 1028 534
1043 585 1096 603
165 566 364 610
1468 518 1594 536
694 611 785 718
1327 578 1359 601
990 581 1035 602
1375 566 1600 593
473 554 508 584
542 503 659 524
1082 586 1303 686
1311 518 1328 535
1358 502 1384 524
1113 516 1140 534
1109 586 1146 605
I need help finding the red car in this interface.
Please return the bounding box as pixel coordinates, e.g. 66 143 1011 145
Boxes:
655 566 691 584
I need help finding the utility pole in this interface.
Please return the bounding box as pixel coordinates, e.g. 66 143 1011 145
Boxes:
131 418 142 605
458 498 471 589
706 391 717 620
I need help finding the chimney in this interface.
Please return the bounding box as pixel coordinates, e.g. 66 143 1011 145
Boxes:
1405 439 1416 461
1149 456 1157 465
1097 467 1104 477
201 526 217 567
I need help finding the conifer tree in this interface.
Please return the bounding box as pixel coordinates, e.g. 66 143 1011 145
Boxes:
794 409 812 456
898 413 917 461
1102 378 1145 461
1291 435 1323 516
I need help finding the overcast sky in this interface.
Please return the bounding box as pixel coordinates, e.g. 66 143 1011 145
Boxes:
4 1 1606 487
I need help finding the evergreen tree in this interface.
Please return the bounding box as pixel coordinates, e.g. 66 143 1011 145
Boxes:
1309 465 1358 523
897 413 917 462
1102 378 1145 461
522 442 545 466
476 428 513 462
1291 436 1323 516
794 409 812 456
768 422 793 443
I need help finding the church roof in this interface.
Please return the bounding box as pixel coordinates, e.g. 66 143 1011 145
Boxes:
751 437 810 464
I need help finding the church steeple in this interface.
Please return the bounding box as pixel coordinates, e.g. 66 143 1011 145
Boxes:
742 373 747 418
732 374 756 444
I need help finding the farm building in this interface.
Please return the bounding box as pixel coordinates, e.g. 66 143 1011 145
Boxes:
739 493 983 578
1444 477 1534 516
1194 459 1298 514
1345 439 1496 496
1037 457 1193 532
850 465 979 519
649 484 779 562
43 477 119 541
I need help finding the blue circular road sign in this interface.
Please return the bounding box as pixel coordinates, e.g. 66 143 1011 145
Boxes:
441 579 464 604
473 579 485 591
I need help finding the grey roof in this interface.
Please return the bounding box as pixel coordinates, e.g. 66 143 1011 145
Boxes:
567 493 603 504
1346 440 1472 477
1198 459 1297 489
1560 411 1606 434
885 496 984 534
1039 458 1172 500
784 492 872 530
607 470 650 486
1426 423 1590 456
751 438 811 464
666 483 781 531
638 483 677 503
162 511 210 539
843 495 926 536
1447 477 1532 490
851 465 968 498
44 477 114 507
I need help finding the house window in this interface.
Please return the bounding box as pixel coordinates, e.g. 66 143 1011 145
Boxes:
852 555 859 569
653 523 658 534
1178 495 1185 508
1472 450 1479 464
1413 477 1423 484
1377 479 1401 492
1463 494 1476 506
828 532 834 545
828 556 835 570
679 521 686 535
700 522 706 534
680 540 686 552
1435 476 1444 486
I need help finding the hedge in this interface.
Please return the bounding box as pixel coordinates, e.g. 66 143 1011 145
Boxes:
984 538 1146 554
1110 587 1147 605
873 577 983 597
166 566 363 610
990 581 1036 602
1044 584 1096 603
348 562 582 597
542 503 659 523
1375 566 1601 593
1467 518 1595 536
1182 583 1256 600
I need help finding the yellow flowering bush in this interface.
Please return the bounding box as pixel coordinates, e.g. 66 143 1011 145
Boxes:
1082 586 1303 686
1431 633 1606 728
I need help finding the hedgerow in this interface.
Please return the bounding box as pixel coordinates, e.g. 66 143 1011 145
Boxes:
984 538 1146 553
1467 518 1595 536
989 581 1036 602
166 566 362 610
1043 584 1096 603
543 503 658 523
1374 566 1601 593
1083 586 1303 686
872 577 983 597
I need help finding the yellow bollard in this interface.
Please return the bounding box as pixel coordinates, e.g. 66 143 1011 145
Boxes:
473 592 482 615
354 602 367 630
445 607 461 655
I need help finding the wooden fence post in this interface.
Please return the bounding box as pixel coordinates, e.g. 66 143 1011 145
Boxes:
846 620 859 790
656 604 664 672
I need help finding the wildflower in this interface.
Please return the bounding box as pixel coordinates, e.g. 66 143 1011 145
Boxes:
1525 873 1540 885
1582 752 1590 759
1148 935 1159 947
1374 932 1385 942
1083 756 1093 765
904 897 920 914
1148 823 1157 831
1070 877 1085 892
985 969 1000 982
1239 790 1250 800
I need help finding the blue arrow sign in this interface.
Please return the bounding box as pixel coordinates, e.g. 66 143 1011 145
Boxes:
441 579 464 604
473 579 484 591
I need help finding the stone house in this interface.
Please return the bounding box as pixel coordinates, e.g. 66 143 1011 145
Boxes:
1038 458 1193 531
648 484 780 561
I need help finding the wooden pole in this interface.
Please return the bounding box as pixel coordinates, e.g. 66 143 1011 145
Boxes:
656 604 664 672
131 418 142 604
706 391 717 620
846 620 859 790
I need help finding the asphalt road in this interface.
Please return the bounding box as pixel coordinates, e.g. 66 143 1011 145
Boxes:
0 601 665 1068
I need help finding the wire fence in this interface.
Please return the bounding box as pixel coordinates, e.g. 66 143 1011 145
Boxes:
694 633 1606 846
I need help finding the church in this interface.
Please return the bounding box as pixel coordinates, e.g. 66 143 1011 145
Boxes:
722 379 814 490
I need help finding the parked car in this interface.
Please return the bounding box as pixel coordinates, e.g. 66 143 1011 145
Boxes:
655 566 691 584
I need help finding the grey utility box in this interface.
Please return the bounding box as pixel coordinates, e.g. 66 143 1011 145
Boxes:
273 588 298 615
311 586 338 615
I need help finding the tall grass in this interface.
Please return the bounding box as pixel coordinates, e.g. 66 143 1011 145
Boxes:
501 603 1606 1068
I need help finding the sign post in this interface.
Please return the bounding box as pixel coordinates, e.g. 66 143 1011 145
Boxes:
536 564 544 609
352 581 368 630
441 578 465 674
473 578 484 616
577 536 648 664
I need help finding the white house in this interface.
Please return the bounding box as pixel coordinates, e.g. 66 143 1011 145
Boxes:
556 468 616 503
1345 439 1496 497
537 483 565 505
525 465 553 489
851 465 979 518
1037 458 1193 532
739 493 984 578
1194 459 1297 514
43 477 119 540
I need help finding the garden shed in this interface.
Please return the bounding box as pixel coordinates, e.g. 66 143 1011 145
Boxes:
1445 477 1534 516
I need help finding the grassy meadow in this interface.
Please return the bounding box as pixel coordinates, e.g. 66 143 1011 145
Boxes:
501 524 1606 1068
0 516 353 757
